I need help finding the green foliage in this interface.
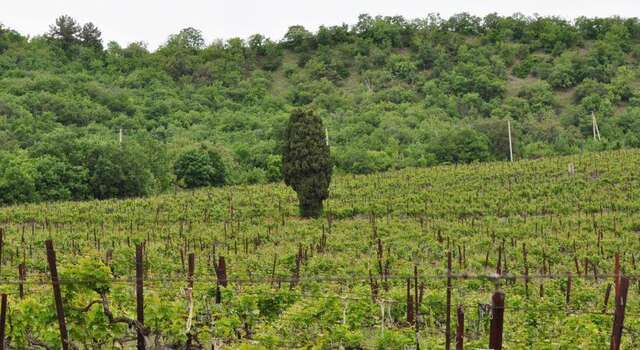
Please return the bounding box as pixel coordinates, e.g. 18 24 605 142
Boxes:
283 108 332 217
265 154 283 182
82 141 156 199
376 329 414 349
442 62 506 100
34 156 89 201
517 81 556 113
47 15 80 50
47 15 103 53
0 151 37 204
429 127 491 163
79 23 103 51
283 25 315 52
337 147 395 174
547 58 576 88
387 54 417 82
174 147 226 188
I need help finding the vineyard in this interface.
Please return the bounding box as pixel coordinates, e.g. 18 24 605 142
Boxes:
0 149 639 349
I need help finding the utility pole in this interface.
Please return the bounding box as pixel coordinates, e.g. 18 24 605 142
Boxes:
325 127 329 146
592 112 601 141
507 120 513 163
119 128 123 144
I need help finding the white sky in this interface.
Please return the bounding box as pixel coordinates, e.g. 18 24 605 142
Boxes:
2 0 639 50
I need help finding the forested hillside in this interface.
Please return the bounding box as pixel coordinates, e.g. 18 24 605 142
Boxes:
1 13 640 204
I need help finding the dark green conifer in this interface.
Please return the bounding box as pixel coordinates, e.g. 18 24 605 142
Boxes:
283 108 332 218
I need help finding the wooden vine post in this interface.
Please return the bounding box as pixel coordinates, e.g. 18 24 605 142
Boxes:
603 283 612 314
18 263 25 299
614 253 621 299
455 305 464 350
522 243 529 298
414 265 419 312
445 251 452 350
406 278 414 324
215 256 227 304
414 265 420 349
0 293 6 350
610 276 629 350
185 253 195 350
0 227 4 273
45 240 69 350
136 243 145 350
489 291 505 350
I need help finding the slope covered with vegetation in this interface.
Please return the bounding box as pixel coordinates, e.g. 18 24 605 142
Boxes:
0 150 638 348
2 14 640 204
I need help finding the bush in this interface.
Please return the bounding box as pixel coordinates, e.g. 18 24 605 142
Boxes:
265 154 283 182
0 152 37 204
429 127 491 164
83 141 155 199
174 147 226 188
34 156 88 201
547 62 575 88
517 81 556 113
337 147 393 174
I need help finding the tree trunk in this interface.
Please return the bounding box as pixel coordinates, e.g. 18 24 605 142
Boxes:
299 196 323 218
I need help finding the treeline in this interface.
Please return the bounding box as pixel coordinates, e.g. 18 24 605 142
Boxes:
1 14 640 204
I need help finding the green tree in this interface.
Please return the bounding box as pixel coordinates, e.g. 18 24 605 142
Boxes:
283 25 314 52
83 141 154 199
159 27 205 79
265 154 283 182
429 127 491 164
282 108 332 218
48 15 80 51
174 147 226 188
79 22 103 50
0 151 37 204
166 27 205 50
34 156 89 201
548 61 575 88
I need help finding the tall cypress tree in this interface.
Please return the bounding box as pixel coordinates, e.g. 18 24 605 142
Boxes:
283 108 332 218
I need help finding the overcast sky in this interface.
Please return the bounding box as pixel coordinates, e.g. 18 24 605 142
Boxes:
2 0 639 50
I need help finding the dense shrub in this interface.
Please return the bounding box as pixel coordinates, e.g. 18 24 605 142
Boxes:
174 147 226 188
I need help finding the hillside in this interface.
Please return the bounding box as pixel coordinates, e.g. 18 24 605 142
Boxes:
1 14 640 205
0 150 638 348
